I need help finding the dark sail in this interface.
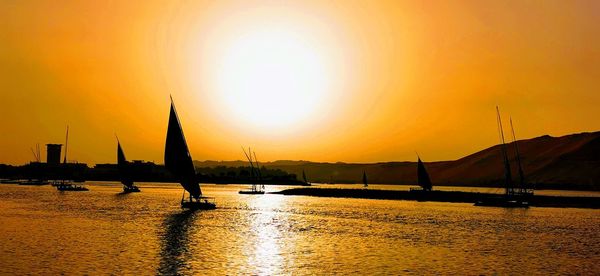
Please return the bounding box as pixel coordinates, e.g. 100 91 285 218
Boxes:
417 157 432 191
164 100 201 199
302 170 308 184
117 141 134 187
362 171 368 187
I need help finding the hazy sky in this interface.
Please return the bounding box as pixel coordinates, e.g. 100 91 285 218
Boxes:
1 0 599 165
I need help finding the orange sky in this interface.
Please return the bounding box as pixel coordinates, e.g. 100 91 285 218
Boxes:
1 0 599 165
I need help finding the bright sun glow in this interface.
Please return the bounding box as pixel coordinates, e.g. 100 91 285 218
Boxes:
216 29 329 130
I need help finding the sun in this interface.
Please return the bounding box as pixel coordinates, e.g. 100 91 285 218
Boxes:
215 29 330 131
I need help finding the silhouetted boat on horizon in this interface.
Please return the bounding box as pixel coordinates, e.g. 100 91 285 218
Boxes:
301 170 311 186
165 97 216 210
362 171 368 188
238 147 265 195
117 138 140 193
475 107 533 207
54 126 88 191
19 179 50 186
410 155 433 193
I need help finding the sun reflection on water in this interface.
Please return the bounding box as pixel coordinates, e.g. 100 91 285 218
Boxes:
244 194 287 275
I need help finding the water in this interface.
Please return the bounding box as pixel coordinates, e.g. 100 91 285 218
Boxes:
0 182 598 275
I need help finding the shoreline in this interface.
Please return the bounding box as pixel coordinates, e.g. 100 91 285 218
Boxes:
272 188 600 209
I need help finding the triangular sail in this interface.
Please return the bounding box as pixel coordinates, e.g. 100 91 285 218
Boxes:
302 170 308 184
164 100 201 199
117 140 134 188
362 171 368 187
417 157 432 191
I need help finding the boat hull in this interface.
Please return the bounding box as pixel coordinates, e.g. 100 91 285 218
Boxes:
238 190 265 195
19 180 50 186
475 197 529 208
181 201 216 210
56 184 89 191
123 186 141 193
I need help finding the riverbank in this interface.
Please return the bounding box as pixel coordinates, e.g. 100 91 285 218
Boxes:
272 188 600 209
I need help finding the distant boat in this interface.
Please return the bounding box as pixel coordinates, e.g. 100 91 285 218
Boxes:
1 179 23 184
54 126 88 192
55 180 89 191
19 179 50 186
301 170 311 186
362 171 368 188
165 97 216 209
410 156 433 192
238 147 265 195
117 138 140 193
475 107 532 207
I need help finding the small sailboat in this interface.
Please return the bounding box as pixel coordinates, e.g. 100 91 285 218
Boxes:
411 155 433 192
117 138 140 193
55 126 88 191
165 97 215 209
475 107 531 207
21 144 49 185
301 170 311 186
238 147 265 195
362 171 368 188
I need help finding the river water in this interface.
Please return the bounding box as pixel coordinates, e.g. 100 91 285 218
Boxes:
0 182 598 275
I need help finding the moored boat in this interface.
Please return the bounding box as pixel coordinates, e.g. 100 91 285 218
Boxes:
475 107 532 208
238 147 265 195
19 179 50 186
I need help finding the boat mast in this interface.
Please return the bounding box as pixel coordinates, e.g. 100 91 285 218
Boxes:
253 151 265 190
510 117 526 194
63 126 69 164
242 147 257 191
496 107 513 196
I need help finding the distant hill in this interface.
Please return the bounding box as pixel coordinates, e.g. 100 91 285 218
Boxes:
194 131 600 190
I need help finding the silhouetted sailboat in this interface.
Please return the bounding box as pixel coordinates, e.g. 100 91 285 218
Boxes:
117 138 140 193
55 126 88 191
239 147 265 194
165 97 215 209
475 107 531 207
301 170 311 186
411 156 433 192
362 171 368 188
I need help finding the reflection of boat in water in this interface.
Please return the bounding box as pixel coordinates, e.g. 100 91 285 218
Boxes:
116 137 140 193
158 209 196 275
165 97 216 210
238 147 265 195
301 170 311 186
475 107 533 208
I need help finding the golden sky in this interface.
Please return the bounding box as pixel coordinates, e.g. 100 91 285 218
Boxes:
1 0 599 165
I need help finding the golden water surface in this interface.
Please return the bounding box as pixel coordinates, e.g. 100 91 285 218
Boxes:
0 182 598 275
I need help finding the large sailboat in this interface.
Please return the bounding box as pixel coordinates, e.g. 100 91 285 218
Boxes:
165 98 216 209
475 107 532 207
238 147 265 194
117 138 140 193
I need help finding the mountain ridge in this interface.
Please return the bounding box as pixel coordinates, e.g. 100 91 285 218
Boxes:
194 131 600 190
